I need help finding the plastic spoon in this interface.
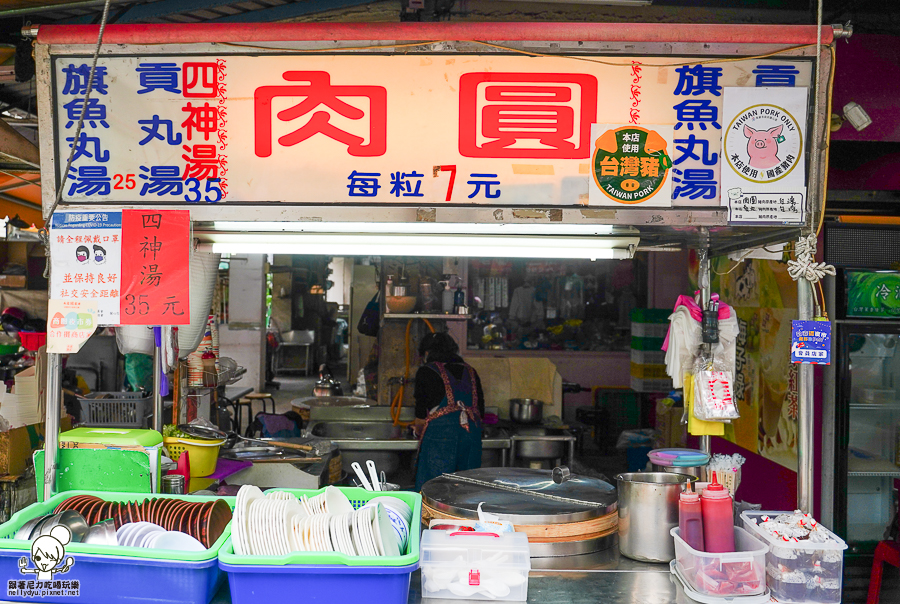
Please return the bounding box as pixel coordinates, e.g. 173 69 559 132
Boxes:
351 462 373 491
366 460 381 492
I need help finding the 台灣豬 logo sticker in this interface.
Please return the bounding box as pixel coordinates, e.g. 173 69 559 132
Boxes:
724 104 802 184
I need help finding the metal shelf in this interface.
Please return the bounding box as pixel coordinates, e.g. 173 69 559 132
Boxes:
847 457 900 478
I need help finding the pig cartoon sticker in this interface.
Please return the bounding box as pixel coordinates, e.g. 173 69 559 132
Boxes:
723 103 802 184
743 124 784 170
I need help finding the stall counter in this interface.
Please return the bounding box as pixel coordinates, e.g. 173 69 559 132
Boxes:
209 548 689 604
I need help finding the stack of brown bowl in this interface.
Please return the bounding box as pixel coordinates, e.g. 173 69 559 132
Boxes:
54 495 232 548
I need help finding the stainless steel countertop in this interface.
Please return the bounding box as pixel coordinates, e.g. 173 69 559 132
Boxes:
211 546 686 604
328 437 511 451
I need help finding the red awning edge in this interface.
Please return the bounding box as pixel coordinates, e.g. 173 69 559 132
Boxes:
37 22 834 47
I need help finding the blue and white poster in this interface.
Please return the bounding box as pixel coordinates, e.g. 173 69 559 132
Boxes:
790 320 831 365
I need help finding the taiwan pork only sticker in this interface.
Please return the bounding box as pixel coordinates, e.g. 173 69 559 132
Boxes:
589 125 674 207
722 87 809 224
791 320 831 365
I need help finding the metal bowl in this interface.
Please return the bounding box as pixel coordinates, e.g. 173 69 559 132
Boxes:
509 399 544 424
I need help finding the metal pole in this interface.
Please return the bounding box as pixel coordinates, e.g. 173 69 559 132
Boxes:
43 353 62 502
153 329 163 433
698 242 711 456
797 278 815 513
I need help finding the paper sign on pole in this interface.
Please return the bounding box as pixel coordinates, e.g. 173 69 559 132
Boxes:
588 124 674 207
120 210 191 325
49 212 122 325
47 299 97 353
722 87 809 224
791 320 831 365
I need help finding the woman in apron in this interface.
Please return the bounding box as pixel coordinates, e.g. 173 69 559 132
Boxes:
413 332 484 491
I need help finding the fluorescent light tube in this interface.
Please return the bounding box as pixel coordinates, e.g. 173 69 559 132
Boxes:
200 233 637 260
211 221 617 236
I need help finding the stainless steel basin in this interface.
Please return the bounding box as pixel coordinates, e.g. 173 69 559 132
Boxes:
514 427 565 459
311 422 404 440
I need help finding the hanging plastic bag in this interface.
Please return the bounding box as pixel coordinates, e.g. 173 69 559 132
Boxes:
693 369 739 421
357 292 380 337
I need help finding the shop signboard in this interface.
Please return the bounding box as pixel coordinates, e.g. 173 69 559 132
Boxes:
721 87 809 224
45 54 812 209
846 270 900 318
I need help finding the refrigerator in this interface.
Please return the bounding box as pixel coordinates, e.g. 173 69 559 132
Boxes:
833 269 900 552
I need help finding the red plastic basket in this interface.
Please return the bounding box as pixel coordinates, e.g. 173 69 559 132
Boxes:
19 332 46 351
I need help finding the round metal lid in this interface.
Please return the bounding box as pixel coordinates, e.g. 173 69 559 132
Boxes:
421 467 617 524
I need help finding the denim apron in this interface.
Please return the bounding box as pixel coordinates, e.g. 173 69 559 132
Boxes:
414 362 483 491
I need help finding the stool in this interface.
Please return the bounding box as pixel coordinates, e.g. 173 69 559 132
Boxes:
245 392 276 415
867 540 900 604
232 399 254 435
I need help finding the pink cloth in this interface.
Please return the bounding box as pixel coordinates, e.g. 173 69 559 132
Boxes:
662 292 732 352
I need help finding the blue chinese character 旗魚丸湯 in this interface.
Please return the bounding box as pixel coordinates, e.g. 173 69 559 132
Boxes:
138 165 183 196
389 171 425 197
347 171 381 197
136 63 181 94
67 166 111 197
66 135 109 162
673 99 721 131
673 65 723 97
673 134 718 166
138 116 183 145
467 173 501 199
752 64 800 87
672 168 717 200
63 98 108 129
62 64 108 96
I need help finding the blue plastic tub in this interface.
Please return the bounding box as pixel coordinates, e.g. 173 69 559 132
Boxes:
220 554 418 604
0 548 224 604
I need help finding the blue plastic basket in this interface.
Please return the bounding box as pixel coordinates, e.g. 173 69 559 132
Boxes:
220 557 418 604
0 549 223 604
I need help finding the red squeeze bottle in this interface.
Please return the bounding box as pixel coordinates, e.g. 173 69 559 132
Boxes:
679 482 705 551
700 471 735 553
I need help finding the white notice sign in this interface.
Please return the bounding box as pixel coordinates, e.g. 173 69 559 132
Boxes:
49 212 122 325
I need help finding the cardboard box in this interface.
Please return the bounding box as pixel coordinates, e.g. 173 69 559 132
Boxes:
0 275 26 289
0 417 73 476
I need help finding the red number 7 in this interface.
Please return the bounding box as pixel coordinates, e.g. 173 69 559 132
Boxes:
438 165 456 202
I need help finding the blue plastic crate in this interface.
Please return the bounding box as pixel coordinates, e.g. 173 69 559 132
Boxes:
0 549 223 604
220 555 417 604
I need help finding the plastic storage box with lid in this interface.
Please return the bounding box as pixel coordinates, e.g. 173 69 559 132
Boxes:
740 511 848 604
218 486 421 604
420 530 531 601
0 490 233 604
671 526 768 597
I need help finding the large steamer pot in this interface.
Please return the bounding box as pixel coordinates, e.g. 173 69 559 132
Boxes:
509 399 544 424
652 463 708 482
616 472 697 563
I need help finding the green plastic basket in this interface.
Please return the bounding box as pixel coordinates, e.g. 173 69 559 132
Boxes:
0 490 234 562
218 486 422 567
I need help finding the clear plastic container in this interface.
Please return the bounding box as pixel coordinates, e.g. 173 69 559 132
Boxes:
420 530 530 601
671 526 768 597
740 511 848 604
